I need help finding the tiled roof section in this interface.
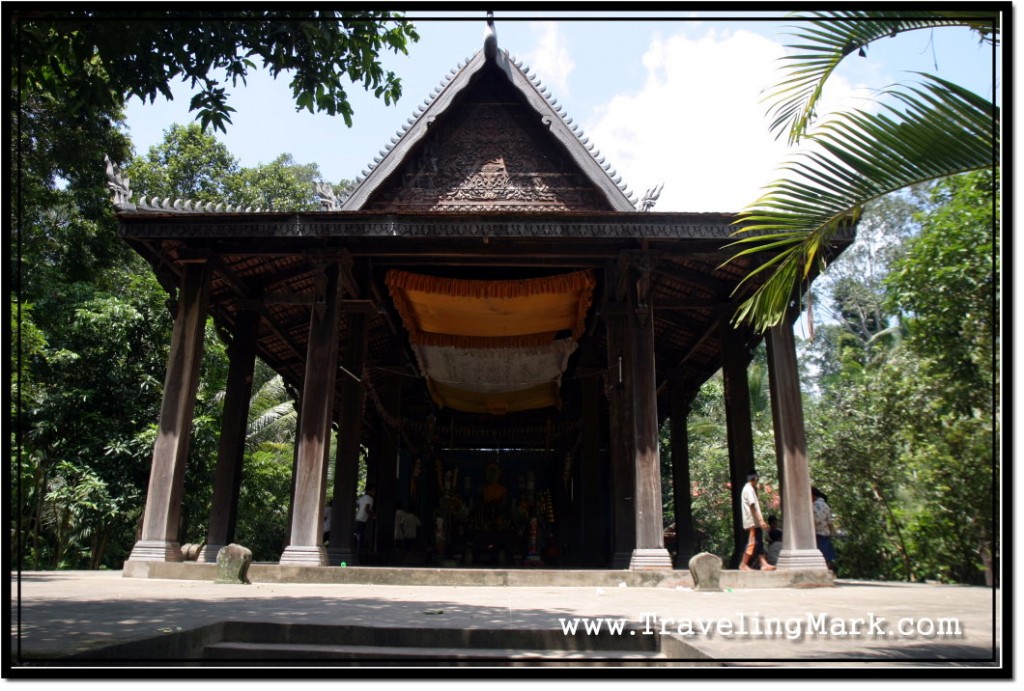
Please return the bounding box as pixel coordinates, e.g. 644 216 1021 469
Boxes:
342 41 638 212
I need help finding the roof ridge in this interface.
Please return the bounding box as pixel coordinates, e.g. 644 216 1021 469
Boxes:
103 155 263 214
352 54 474 188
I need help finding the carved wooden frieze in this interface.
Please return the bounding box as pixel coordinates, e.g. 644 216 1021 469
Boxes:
117 220 748 240
365 100 608 212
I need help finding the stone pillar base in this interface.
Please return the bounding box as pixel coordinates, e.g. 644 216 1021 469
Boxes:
279 545 329 566
128 540 184 562
629 547 673 570
776 548 828 570
196 543 226 563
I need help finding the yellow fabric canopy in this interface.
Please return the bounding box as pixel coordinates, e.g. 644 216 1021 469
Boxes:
386 269 596 414
387 270 595 347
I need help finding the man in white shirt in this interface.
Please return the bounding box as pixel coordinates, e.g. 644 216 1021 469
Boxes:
740 472 776 571
354 485 375 553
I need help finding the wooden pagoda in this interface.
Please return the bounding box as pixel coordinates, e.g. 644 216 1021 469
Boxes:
110 21 852 574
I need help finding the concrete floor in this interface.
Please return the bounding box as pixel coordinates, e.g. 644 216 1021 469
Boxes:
8 569 1003 672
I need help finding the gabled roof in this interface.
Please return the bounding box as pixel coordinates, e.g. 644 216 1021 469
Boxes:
341 27 638 212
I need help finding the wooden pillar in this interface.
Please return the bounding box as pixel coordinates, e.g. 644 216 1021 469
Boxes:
373 374 401 562
326 307 370 566
605 303 635 568
129 261 211 562
669 379 697 568
768 319 828 571
722 322 757 569
198 311 260 563
628 262 672 570
579 372 605 566
279 259 343 566
765 337 786 499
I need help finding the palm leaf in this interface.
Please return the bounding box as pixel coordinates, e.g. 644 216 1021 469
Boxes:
766 10 998 144
730 75 996 332
247 400 297 449
246 374 297 448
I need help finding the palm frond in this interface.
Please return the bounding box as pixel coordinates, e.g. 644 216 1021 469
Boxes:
731 75 996 332
247 401 297 449
246 374 297 448
767 11 998 144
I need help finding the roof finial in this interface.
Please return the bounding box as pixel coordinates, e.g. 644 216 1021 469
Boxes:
484 11 498 60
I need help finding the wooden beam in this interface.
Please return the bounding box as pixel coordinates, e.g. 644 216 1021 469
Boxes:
655 311 726 396
652 261 731 295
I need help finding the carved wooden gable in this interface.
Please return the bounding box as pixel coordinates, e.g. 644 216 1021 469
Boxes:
363 72 614 213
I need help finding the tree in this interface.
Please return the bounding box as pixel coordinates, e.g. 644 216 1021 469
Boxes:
804 170 997 584
11 10 418 569
802 188 926 388
728 10 998 331
126 123 348 211
127 124 239 202
886 171 997 411
13 10 420 133
885 170 997 583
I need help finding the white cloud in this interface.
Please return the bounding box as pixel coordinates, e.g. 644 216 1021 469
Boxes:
522 22 575 97
586 28 870 212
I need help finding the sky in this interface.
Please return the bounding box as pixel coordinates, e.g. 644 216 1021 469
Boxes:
122 10 1000 214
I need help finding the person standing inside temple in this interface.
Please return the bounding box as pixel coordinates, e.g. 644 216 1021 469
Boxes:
354 485 375 554
740 472 776 571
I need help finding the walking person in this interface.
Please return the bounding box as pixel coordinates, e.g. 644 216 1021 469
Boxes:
740 472 777 571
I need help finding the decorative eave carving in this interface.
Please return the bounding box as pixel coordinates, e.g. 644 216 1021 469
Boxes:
315 182 343 211
115 215 766 241
638 183 665 212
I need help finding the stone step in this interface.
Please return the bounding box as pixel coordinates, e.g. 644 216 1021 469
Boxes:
202 640 670 666
219 621 661 653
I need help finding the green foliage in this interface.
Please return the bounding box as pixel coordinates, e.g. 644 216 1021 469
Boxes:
886 171 998 410
680 171 996 584
236 445 294 562
729 12 998 331
127 123 341 211
15 269 171 569
12 11 415 570
14 10 420 133
805 171 997 584
127 124 239 201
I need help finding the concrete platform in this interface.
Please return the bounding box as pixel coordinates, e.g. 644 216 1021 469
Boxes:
121 560 833 589
8 570 1004 673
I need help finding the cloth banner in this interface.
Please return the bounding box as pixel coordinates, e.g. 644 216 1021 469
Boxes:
385 269 595 414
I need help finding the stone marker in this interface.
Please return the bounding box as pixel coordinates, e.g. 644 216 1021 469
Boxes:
216 544 253 584
688 552 723 592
